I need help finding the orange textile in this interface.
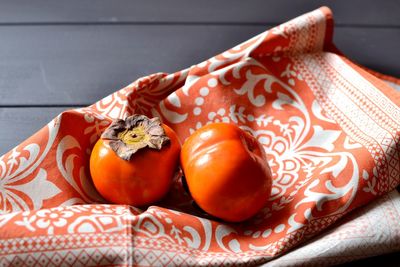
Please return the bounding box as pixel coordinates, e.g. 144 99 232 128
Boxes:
0 7 399 266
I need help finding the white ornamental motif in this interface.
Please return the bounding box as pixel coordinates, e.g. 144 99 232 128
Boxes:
219 57 360 235
0 119 61 214
56 135 103 204
35 208 74 234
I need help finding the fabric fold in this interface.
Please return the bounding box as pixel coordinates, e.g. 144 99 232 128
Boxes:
0 6 399 266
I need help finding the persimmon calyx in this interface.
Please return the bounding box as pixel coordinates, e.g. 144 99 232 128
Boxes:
101 114 170 160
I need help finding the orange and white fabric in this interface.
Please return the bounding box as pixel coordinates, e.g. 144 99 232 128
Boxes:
0 7 399 266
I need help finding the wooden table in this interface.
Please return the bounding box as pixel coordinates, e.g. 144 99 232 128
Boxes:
0 1 399 265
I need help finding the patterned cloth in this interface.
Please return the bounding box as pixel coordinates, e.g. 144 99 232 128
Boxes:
0 7 399 266
267 189 400 266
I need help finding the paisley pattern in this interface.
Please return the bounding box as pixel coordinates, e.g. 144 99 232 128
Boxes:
0 7 399 266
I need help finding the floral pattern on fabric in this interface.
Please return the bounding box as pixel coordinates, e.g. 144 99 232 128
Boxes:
0 7 399 266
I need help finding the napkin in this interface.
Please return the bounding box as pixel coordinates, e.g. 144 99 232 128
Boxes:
0 7 399 266
267 188 400 266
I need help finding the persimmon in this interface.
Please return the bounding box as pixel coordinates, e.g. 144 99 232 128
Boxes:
90 115 180 206
180 123 272 222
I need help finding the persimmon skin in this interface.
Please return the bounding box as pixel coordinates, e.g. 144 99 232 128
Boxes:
90 124 180 206
181 123 272 222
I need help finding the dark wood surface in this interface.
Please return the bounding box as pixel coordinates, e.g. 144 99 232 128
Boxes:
1 0 399 26
0 1 399 265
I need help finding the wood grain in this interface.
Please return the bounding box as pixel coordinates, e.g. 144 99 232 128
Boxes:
0 0 399 26
0 25 398 105
0 107 74 155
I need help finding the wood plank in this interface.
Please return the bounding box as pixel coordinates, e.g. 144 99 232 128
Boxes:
0 25 398 106
0 25 261 106
0 107 72 155
0 0 399 26
333 27 400 77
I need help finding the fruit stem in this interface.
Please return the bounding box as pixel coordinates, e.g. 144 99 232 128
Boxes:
101 114 170 160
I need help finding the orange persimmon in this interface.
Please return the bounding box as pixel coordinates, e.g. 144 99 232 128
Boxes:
180 123 272 222
90 115 180 206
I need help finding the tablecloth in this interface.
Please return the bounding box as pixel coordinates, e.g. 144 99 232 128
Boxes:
0 6 399 266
